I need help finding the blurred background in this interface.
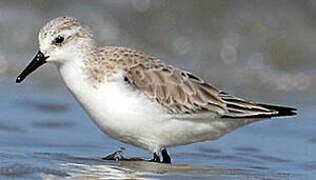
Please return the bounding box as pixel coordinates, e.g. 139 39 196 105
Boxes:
0 0 315 179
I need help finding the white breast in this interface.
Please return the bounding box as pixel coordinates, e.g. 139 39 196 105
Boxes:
58 61 170 152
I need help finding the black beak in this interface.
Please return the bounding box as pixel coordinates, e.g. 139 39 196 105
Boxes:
16 51 49 83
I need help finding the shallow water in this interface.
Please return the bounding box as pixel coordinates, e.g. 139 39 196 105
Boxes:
0 82 314 179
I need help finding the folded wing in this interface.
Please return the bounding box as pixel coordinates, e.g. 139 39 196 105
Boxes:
125 61 296 119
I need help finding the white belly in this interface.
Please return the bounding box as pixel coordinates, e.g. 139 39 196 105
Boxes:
69 81 248 152
58 63 253 153
77 81 171 152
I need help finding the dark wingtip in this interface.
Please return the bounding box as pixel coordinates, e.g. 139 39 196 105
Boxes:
222 103 297 119
258 103 297 117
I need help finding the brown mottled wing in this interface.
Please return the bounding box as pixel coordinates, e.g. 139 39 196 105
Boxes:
125 62 227 116
124 61 292 118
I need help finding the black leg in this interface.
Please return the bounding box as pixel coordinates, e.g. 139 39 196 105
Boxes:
102 148 165 163
161 149 171 163
150 152 160 162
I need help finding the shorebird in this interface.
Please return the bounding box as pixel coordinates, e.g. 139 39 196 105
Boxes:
16 17 296 164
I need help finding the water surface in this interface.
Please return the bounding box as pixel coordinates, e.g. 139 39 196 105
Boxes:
0 84 314 179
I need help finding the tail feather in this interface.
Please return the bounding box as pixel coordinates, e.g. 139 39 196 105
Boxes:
257 103 297 117
222 103 297 119
219 92 297 119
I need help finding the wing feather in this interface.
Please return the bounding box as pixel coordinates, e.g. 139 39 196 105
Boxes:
125 62 227 116
111 47 296 119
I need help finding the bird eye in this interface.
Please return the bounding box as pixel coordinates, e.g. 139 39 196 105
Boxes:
54 35 64 44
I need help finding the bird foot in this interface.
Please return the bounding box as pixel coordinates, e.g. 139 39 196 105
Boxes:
102 147 151 162
102 147 171 164
102 147 127 161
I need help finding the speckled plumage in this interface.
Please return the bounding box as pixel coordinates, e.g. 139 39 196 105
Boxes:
81 45 283 117
40 17 91 40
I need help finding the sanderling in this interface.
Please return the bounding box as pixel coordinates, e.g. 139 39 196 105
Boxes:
16 17 296 164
